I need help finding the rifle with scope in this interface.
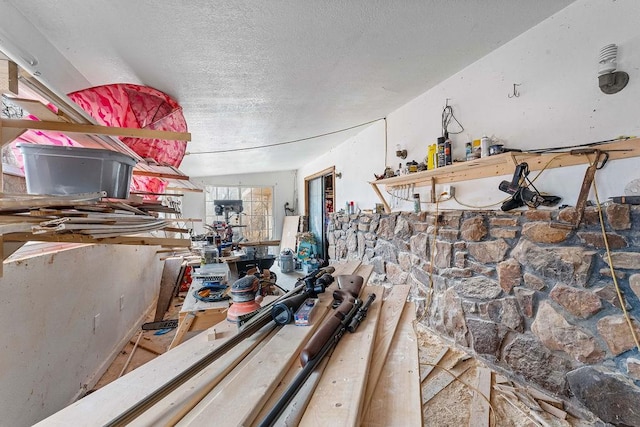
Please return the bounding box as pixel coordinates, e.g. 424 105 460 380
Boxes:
105 265 336 426
258 274 377 427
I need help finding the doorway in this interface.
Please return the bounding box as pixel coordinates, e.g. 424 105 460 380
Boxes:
304 167 335 263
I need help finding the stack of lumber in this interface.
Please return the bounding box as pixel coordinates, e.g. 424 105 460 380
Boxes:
419 345 575 427
34 260 422 427
493 374 571 426
0 191 191 246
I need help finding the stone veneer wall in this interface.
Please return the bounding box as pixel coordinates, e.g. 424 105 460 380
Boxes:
328 205 640 426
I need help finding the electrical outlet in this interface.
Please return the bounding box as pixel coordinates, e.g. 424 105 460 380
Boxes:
441 185 455 201
93 313 100 333
120 295 125 312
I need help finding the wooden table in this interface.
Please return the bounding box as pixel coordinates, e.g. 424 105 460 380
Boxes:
169 264 231 349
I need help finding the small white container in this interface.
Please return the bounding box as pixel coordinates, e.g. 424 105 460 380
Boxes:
480 136 491 158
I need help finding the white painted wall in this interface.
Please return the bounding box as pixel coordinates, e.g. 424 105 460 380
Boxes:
186 170 297 243
299 0 640 213
0 244 163 427
297 119 387 213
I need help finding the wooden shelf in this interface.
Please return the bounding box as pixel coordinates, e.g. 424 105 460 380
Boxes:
370 137 640 212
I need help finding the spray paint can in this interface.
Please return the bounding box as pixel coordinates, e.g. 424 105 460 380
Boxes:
436 137 446 168
444 135 452 166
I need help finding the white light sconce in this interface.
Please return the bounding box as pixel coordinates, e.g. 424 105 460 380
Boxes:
598 43 629 95
395 144 407 159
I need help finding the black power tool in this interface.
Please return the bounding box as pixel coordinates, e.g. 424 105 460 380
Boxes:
498 162 561 211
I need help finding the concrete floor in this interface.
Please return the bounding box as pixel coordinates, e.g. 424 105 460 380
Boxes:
270 261 305 292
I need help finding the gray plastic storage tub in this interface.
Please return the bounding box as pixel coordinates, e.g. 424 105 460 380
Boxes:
17 143 137 199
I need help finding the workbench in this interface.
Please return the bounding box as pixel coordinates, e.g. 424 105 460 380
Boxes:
169 263 231 349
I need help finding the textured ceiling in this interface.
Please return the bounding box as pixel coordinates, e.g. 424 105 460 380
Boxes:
0 0 575 177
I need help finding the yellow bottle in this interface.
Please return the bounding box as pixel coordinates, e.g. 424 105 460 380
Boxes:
427 144 436 170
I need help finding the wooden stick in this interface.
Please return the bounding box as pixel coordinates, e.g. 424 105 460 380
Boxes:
0 118 191 141
119 331 143 378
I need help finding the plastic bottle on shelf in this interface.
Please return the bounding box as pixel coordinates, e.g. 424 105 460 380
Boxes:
480 135 491 158
427 144 436 170
413 193 421 213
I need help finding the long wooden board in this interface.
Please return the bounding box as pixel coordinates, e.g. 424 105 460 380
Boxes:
361 285 411 416
129 326 278 427
33 319 273 426
0 118 191 141
362 302 421 427
469 367 492 427
3 232 191 247
299 284 384 427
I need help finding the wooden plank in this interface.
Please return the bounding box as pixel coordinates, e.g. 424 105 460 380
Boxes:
361 285 411 416
280 215 299 252
0 118 191 141
131 325 278 427
420 347 449 384
369 182 391 213
181 261 362 427
421 358 473 404
155 257 185 321
538 400 567 420
524 386 564 406
469 367 492 427
299 285 384 427
2 232 191 247
132 169 191 181
362 302 421 427
0 59 18 95
8 98 68 122
370 137 640 188
169 312 196 350
34 316 273 426
132 338 166 356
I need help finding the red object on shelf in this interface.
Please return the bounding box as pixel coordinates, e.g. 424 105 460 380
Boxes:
180 265 193 292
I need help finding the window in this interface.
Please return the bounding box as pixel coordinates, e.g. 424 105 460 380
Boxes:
204 185 274 242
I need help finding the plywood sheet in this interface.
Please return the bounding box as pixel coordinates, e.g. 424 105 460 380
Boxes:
280 215 299 253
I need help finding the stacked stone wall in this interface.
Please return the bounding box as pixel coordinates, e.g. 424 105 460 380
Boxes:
328 205 640 426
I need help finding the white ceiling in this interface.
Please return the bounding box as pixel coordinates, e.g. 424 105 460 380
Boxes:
1 0 575 177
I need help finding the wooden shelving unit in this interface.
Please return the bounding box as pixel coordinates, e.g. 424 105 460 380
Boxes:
370 137 640 212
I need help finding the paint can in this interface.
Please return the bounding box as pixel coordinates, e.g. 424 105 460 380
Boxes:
278 249 295 273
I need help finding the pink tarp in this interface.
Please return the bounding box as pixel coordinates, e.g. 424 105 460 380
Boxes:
11 84 188 195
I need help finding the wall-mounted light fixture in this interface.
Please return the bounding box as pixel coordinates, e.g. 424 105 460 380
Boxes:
335 172 342 179
395 144 407 159
598 43 629 95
